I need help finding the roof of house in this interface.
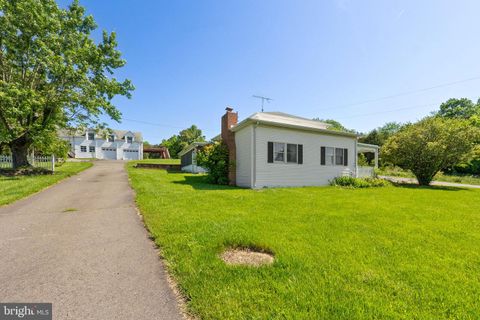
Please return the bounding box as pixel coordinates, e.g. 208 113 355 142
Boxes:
178 142 210 157
59 128 143 142
231 112 357 138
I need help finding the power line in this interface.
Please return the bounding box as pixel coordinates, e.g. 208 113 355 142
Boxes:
317 75 480 112
336 101 440 120
122 118 185 129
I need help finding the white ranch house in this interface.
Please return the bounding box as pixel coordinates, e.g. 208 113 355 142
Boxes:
60 129 143 160
220 108 378 188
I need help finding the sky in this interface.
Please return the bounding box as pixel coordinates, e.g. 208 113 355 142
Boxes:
59 0 480 143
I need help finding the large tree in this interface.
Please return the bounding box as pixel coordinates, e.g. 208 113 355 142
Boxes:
359 122 403 146
0 0 133 168
161 125 205 158
382 117 480 185
436 98 480 119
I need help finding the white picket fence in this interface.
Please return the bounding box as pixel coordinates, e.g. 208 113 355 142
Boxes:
0 155 56 171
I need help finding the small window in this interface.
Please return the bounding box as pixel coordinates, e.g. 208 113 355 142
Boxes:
89 146 95 153
268 142 302 164
126 136 133 143
287 144 297 163
273 142 285 162
326 147 334 166
80 146 87 152
108 135 115 142
335 148 344 165
87 132 95 140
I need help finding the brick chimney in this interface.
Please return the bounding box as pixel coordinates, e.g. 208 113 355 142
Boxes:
221 107 238 185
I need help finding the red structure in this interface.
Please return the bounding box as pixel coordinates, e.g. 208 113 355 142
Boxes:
221 107 238 185
143 147 170 159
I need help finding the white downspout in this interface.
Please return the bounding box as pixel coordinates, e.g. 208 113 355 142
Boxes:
252 122 258 188
354 140 358 178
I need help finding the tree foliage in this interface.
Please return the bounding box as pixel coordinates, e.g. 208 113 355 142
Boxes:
359 122 403 146
161 125 205 158
0 0 133 168
382 117 480 185
436 98 480 120
435 98 480 174
32 130 69 158
196 141 229 185
314 118 356 133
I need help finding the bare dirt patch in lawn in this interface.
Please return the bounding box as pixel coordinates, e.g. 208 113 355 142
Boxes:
221 248 274 266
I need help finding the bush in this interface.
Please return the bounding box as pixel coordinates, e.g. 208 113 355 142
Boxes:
381 117 480 185
330 176 390 188
196 142 230 185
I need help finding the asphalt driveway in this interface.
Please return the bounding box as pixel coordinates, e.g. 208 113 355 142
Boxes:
0 161 183 320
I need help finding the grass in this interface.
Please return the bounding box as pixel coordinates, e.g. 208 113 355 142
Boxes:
378 167 480 186
127 165 480 319
135 158 180 165
0 162 92 206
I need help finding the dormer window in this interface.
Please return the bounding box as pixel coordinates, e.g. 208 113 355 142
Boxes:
107 134 115 142
87 132 95 140
126 136 133 143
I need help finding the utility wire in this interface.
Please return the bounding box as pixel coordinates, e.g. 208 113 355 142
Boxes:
122 118 185 129
336 101 440 120
317 75 480 112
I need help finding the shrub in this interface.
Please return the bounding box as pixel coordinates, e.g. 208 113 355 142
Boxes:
196 142 229 185
330 176 390 188
382 117 480 185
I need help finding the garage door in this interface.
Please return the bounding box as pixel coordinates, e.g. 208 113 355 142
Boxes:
124 149 139 160
102 147 117 160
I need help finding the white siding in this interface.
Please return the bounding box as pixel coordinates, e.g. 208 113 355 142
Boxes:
181 164 208 174
61 136 142 160
235 126 253 188
253 125 356 188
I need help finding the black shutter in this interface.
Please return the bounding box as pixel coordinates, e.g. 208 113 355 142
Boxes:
267 142 273 163
297 144 303 164
320 147 326 165
343 148 348 166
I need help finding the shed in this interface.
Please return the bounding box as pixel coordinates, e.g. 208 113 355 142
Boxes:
178 142 209 173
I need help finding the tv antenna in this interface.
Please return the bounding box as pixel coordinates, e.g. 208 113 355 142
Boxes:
252 95 273 112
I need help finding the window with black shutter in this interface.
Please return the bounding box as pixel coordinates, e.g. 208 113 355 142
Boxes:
320 147 325 165
321 147 348 166
267 142 302 164
267 142 274 163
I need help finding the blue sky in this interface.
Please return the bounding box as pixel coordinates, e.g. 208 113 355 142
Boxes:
60 0 480 142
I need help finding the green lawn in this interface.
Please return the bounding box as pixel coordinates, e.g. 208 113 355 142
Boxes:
0 162 92 206
378 167 480 186
134 158 180 165
128 166 480 320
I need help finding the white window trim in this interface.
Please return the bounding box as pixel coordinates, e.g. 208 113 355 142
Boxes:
322 146 347 167
273 142 299 164
335 147 344 166
86 132 95 141
325 146 335 166
125 136 134 143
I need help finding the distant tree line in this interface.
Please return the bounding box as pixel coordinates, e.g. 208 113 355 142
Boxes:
318 97 480 185
153 125 206 159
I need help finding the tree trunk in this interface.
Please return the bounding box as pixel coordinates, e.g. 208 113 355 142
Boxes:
10 136 32 169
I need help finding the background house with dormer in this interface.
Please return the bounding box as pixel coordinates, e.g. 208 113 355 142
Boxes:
60 129 143 160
